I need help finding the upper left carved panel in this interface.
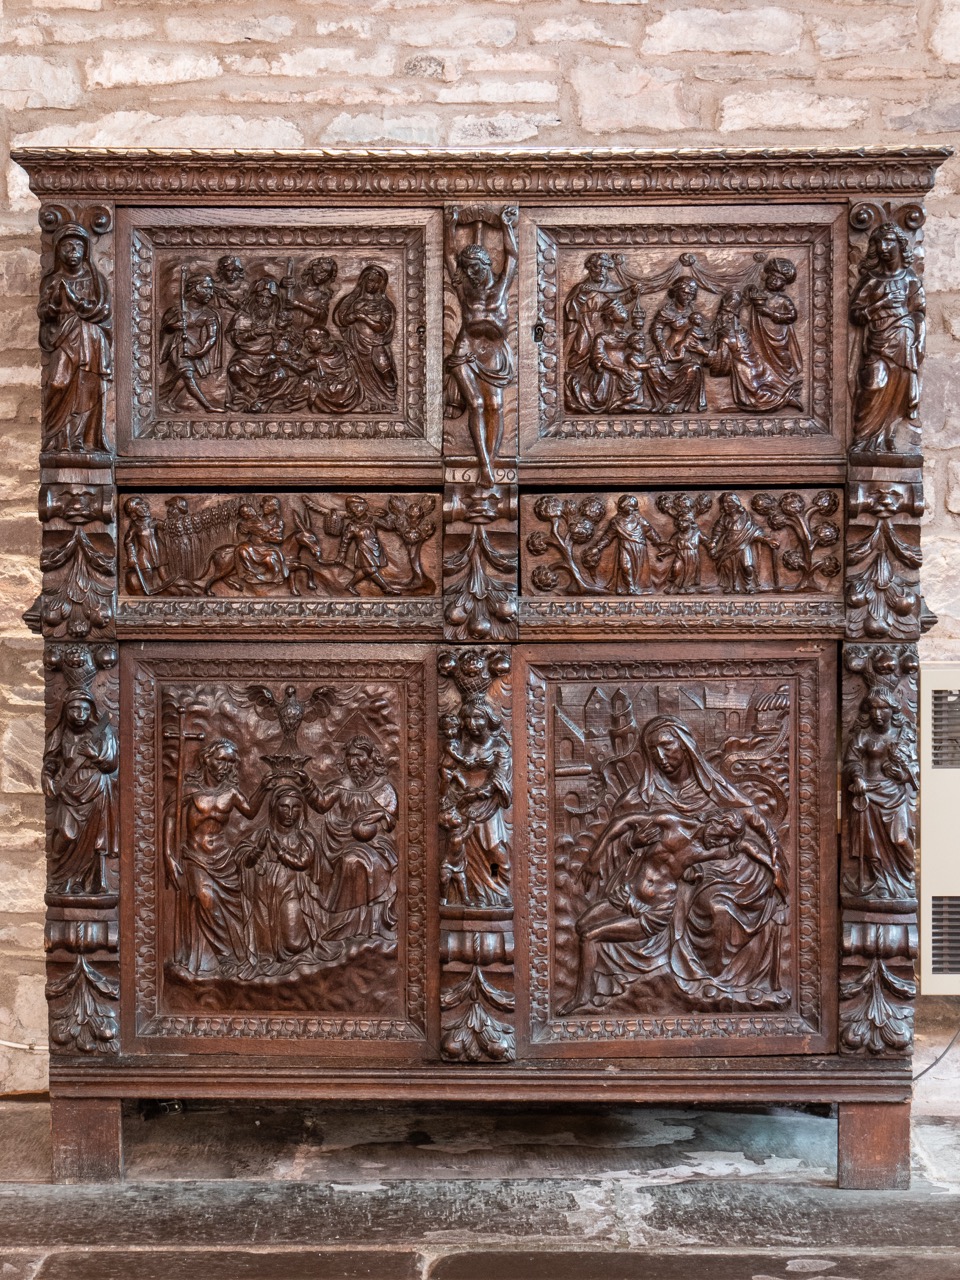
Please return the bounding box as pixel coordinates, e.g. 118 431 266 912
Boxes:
115 208 443 468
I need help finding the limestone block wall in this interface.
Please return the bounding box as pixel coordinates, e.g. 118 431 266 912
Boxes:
0 0 958 1092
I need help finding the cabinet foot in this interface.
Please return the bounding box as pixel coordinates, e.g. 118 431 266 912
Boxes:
837 1101 911 1189
51 1096 124 1183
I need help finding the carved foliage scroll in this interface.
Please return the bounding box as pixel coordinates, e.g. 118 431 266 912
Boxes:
40 482 117 639
839 644 918 1057
845 472 923 641
438 649 515 1063
443 483 518 643
130 648 427 1044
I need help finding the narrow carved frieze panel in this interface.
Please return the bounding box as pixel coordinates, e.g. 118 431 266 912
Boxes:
128 645 428 1047
40 482 117 639
118 213 442 452
524 208 844 456
518 645 834 1054
438 649 516 1063
848 203 925 465
845 471 922 640
38 204 114 465
443 482 518 643
442 205 519 480
116 491 440 634
520 488 843 635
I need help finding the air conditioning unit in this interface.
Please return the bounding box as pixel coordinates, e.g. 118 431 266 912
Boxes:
920 663 960 994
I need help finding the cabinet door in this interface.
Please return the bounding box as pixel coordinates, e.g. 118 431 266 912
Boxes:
514 641 837 1057
120 642 436 1057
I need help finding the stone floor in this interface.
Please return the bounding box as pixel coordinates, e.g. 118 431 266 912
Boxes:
1 998 959 1278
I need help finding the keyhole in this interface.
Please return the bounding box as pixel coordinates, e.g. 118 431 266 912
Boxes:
533 323 545 343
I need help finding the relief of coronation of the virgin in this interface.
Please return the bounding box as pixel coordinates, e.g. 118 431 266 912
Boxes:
548 678 795 1018
560 250 805 416
157 678 406 1012
156 253 399 416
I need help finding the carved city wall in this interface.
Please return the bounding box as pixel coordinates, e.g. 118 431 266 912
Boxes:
1 2 959 1093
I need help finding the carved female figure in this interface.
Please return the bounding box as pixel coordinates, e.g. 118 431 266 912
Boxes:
850 222 925 454
236 783 340 974
741 258 803 411
444 206 518 485
43 690 118 896
645 276 710 414
562 716 783 1013
332 265 398 410
566 297 646 415
438 697 512 908
844 687 917 901
707 492 778 594
304 736 399 943
284 327 363 415
563 252 629 403
582 495 660 595
38 225 113 454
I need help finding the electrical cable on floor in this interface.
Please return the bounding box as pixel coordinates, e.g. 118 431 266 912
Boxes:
913 1024 960 1082
0 1039 40 1053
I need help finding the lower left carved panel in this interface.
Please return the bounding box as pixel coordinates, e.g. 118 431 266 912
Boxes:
123 643 431 1051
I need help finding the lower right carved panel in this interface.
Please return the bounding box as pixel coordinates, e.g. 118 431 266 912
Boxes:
515 642 837 1057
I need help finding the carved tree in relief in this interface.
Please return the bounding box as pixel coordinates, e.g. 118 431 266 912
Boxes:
38 211 113 457
524 490 842 598
438 648 515 1064
443 205 518 483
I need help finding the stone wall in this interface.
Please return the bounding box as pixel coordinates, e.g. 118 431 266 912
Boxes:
1 0 958 1092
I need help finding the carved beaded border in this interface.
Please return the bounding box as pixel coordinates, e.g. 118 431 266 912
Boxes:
117 599 443 633
129 225 426 442
132 654 427 1042
535 224 833 442
524 656 822 1043
519 599 845 633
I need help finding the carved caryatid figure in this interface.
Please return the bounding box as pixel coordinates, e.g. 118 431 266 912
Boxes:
707 492 779 594
332 265 398 410
43 690 118 896
844 687 917 901
561 715 784 1014
444 205 518 485
164 737 267 979
38 224 113 454
850 221 925 454
159 271 223 413
237 782 341 974
438 696 513 907
303 736 399 943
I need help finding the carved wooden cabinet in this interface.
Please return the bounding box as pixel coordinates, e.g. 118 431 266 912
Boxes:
13 147 948 1187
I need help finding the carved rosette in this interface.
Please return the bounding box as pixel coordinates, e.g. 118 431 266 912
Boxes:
437 648 516 1063
839 643 919 1056
37 200 120 1059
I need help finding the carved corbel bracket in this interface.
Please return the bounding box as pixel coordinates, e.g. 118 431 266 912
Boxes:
845 471 923 641
39 481 117 639
442 481 519 642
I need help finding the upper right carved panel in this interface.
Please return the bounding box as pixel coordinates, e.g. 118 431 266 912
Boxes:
520 205 847 480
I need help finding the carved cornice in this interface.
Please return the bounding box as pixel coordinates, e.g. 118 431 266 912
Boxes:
12 147 951 200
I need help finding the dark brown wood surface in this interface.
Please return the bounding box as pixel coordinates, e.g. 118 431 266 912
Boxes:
11 146 949 1186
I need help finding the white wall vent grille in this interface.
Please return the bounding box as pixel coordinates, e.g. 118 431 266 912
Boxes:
921 665 960 994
